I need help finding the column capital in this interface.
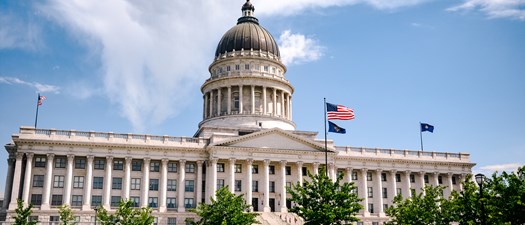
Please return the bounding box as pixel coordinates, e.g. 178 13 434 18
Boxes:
209 158 217 164
313 162 320 167
448 172 453 176
361 168 368 172
280 160 287 167
16 152 24 160
106 156 114 161
246 158 253 165
87 155 95 161
405 170 411 174
419 171 425 175
390 169 397 174
376 169 383 173
263 159 270 166
433 172 439 176
143 157 151 163
125 157 133 164
197 160 204 166
46 153 55 160
296 161 303 166
67 154 75 160
25 152 34 159
8 158 16 164
229 158 236 163
346 167 352 172
161 158 169 164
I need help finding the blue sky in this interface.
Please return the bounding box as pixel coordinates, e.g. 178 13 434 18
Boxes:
1 0 524 194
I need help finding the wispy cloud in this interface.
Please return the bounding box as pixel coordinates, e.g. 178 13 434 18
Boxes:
0 76 60 94
0 13 43 51
279 30 324 65
448 0 525 20
476 163 522 175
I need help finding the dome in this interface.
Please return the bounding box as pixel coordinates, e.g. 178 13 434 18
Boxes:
214 1 280 57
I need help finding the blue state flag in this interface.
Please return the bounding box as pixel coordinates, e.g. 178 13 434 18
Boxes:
421 123 434 133
328 121 346 134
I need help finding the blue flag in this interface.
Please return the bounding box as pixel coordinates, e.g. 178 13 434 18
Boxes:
328 121 346 134
421 123 434 133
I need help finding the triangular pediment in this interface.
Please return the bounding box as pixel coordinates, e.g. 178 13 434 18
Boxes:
211 128 329 152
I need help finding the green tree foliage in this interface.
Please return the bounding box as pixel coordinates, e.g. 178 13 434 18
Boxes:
96 200 154 225
287 168 363 225
59 205 76 225
450 174 484 225
486 166 525 224
385 185 455 225
13 199 37 225
188 187 259 225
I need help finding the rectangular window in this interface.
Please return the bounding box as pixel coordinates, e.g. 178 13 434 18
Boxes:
410 174 415 183
132 160 142 171
367 187 373 198
395 173 401 182
111 196 121 207
396 188 402 196
55 157 66 168
252 165 259 174
149 179 159 191
168 162 177 172
91 195 102 207
131 178 141 190
368 204 374 213
34 156 46 167
235 180 242 192
285 166 291 175
113 159 124 170
94 159 105 170
438 175 443 184
33 175 44 187
352 171 358 180
384 204 389 211
130 196 140 207
31 194 42 205
112 178 123 190
452 176 457 185
252 181 259 192
367 172 373 181
148 197 158 208
381 173 387 182
226 65 231 71
50 216 60 223
75 158 86 169
383 188 388 198
73 176 84 188
167 198 177 209
150 161 160 172
29 216 38 223
269 165 275 174
184 198 195 208
263 65 269 72
168 217 177 225
217 163 225 172
302 167 307 176
235 64 240 70
53 175 65 188
424 174 429 183
71 195 82 206
245 64 250 70
93 177 103 189
186 163 195 173
217 179 225 189
286 182 292 188
51 194 63 206
235 164 242 173
167 179 177 191
185 180 195 192
269 181 275 193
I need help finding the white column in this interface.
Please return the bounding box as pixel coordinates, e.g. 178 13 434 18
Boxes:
263 159 270 212
217 88 222 115
82 156 94 210
251 85 255 114
346 167 352 183
21 153 34 207
210 158 218 200
433 172 439 187
209 91 214 117
63 154 75 206
227 86 232 114
124 157 132 200
419 172 426 195
313 163 319 176
262 86 267 114
141 158 150 207
403 171 412 198
280 90 285 116
389 170 397 202
296 162 303 187
329 163 336 181
246 159 253 211
375 170 384 216
360 169 369 217
103 156 113 209
159 158 168 212
3 158 15 209
177 160 186 212
8 152 24 210
40 153 54 210
280 160 287 212
446 173 454 198
272 88 277 115
229 158 236 193
239 85 244 114
196 161 203 205
289 96 293 120
459 174 465 190
204 93 208 118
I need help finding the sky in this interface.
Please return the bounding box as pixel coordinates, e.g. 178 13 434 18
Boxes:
1 0 524 194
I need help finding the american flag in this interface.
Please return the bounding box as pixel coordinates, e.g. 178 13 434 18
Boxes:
37 95 46 106
326 102 354 120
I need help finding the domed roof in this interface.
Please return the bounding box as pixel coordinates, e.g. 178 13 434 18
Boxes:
214 1 280 57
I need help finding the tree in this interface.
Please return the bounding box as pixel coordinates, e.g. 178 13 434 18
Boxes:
385 185 455 225
13 199 37 225
486 166 525 224
449 174 483 225
96 200 154 225
59 205 76 225
188 187 258 225
287 168 363 225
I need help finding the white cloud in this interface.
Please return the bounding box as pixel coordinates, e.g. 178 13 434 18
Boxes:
0 13 43 51
448 0 525 20
475 163 522 175
278 30 324 65
0 76 60 94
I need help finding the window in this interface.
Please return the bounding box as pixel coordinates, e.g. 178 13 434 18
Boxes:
368 204 374 213
452 176 457 185
150 161 160 172
168 162 177 172
424 174 429 183
53 175 64 188
383 204 389 211
93 177 103 189
35 156 46 167
75 158 86 169
130 196 140 207
235 180 242 192
382 188 388 198
367 187 373 198
50 216 60 224
186 163 195 173
438 175 443 184
410 174 415 183
217 179 225 189
233 92 240 110
352 171 358 180
263 65 269 72
235 164 242 173
73 176 84 188
217 163 225 172
185 180 195 192
131 178 141 190
33 175 44 187
94 159 105 170
252 181 259 192
112 178 122 190
302 167 307 176
149 179 159 191
111 196 121 207
226 65 231 72
31 194 42 205
146 197 157 208
55 157 66 168
167 198 177 209
285 166 291 175
71 195 82 206
269 165 275 174
252 165 259 174
91 195 102 206
29 216 38 223
396 173 401 182
235 64 240 70
184 198 195 208
381 173 387 181
113 159 124 170
396 188 402 195
245 64 250 70
167 179 177 191
132 160 142 171
168 217 177 225
269 181 275 193
367 172 373 181
51 194 63 206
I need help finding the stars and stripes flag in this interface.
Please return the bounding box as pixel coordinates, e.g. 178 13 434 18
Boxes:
326 102 354 120
37 94 46 106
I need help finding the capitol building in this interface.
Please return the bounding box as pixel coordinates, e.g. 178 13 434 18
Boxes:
1 1 474 224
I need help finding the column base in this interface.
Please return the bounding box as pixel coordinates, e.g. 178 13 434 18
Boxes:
8 202 17 211
82 205 92 211
263 206 271 212
40 204 50 210
280 207 288 213
363 211 370 217
158 206 166 213
177 207 186 212
378 212 386 217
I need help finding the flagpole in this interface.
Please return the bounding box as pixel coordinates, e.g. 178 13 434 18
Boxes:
419 122 423 151
324 98 328 177
34 93 40 128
